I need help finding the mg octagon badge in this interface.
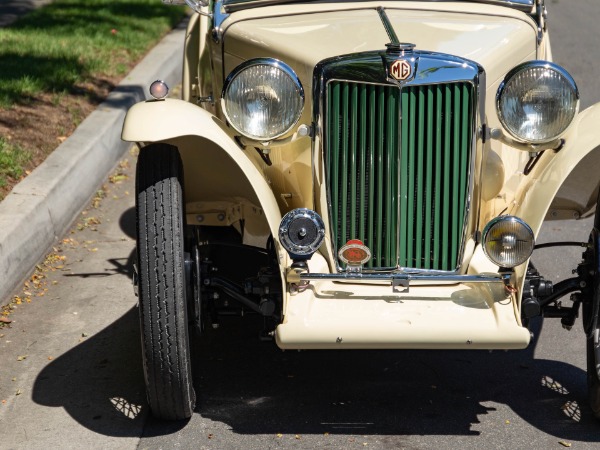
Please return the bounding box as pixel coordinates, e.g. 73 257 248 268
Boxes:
390 59 412 80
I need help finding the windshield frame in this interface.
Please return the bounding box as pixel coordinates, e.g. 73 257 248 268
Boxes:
223 0 535 14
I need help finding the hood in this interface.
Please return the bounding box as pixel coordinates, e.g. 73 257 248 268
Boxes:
222 3 538 92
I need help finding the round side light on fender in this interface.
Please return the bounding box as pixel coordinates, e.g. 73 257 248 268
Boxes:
149 80 169 99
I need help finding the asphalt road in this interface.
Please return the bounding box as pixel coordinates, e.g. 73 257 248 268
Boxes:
1 1 600 449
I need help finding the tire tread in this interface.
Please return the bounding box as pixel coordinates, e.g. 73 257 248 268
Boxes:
136 143 195 420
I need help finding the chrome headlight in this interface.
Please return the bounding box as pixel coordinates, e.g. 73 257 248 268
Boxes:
496 61 579 144
482 216 534 268
279 208 325 260
221 58 304 141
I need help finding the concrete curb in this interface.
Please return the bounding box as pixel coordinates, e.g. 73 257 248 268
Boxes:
0 19 188 302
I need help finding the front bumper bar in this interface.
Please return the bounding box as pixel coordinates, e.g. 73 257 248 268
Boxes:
287 269 513 293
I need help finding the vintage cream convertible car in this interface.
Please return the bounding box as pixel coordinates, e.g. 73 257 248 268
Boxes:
122 0 600 420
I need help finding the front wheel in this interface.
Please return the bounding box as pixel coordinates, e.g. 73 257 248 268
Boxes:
136 143 195 420
585 228 600 420
587 295 600 419
584 188 600 420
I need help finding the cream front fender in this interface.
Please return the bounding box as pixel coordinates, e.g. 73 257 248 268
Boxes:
122 98 234 145
510 102 600 236
122 99 284 244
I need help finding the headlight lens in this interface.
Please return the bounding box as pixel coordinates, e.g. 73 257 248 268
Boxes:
222 58 304 141
482 216 534 268
496 61 579 144
279 208 325 260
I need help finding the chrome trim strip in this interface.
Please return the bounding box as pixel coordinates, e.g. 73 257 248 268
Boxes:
313 50 485 275
472 0 534 11
223 1 535 14
211 0 229 43
294 271 511 284
164 0 213 17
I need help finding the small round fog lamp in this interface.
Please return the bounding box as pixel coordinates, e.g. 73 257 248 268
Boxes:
149 80 169 100
482 216 534 268
279 209 325 260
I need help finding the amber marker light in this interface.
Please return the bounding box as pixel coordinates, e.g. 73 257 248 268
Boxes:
338 239 371 272
149 80 169 100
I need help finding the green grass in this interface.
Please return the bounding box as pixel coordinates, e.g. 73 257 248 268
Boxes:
0 138 31 195
0 0 185 107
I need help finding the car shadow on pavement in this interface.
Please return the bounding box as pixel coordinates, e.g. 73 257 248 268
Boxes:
30 307 156 437
30 306 600 441
181 316 600 441
29 205 180 438
62 249 135 280
62 207 136 280
119 206 136 240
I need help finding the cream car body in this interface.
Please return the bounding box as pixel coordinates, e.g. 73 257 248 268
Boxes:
122 0 600 421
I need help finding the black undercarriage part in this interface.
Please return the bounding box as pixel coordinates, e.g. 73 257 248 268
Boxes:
525 241 595 330
522 263 554 319
189 233 283 336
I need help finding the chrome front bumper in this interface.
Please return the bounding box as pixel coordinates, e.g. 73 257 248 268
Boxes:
287 268 513 293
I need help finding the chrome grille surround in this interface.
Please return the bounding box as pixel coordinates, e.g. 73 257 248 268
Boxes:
313 49 486 274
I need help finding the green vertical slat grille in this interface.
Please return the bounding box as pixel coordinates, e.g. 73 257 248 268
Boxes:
326 80 473 271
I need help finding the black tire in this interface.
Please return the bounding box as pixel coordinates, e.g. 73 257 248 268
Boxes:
136 143 195 420
584 189 600 420
586 279 600 419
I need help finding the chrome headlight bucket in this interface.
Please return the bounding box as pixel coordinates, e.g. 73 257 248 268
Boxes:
279 208 325 260
221 58 304 141
482 216 535 268
496 61 579 144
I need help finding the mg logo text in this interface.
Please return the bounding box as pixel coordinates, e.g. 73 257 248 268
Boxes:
390 59 411 81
